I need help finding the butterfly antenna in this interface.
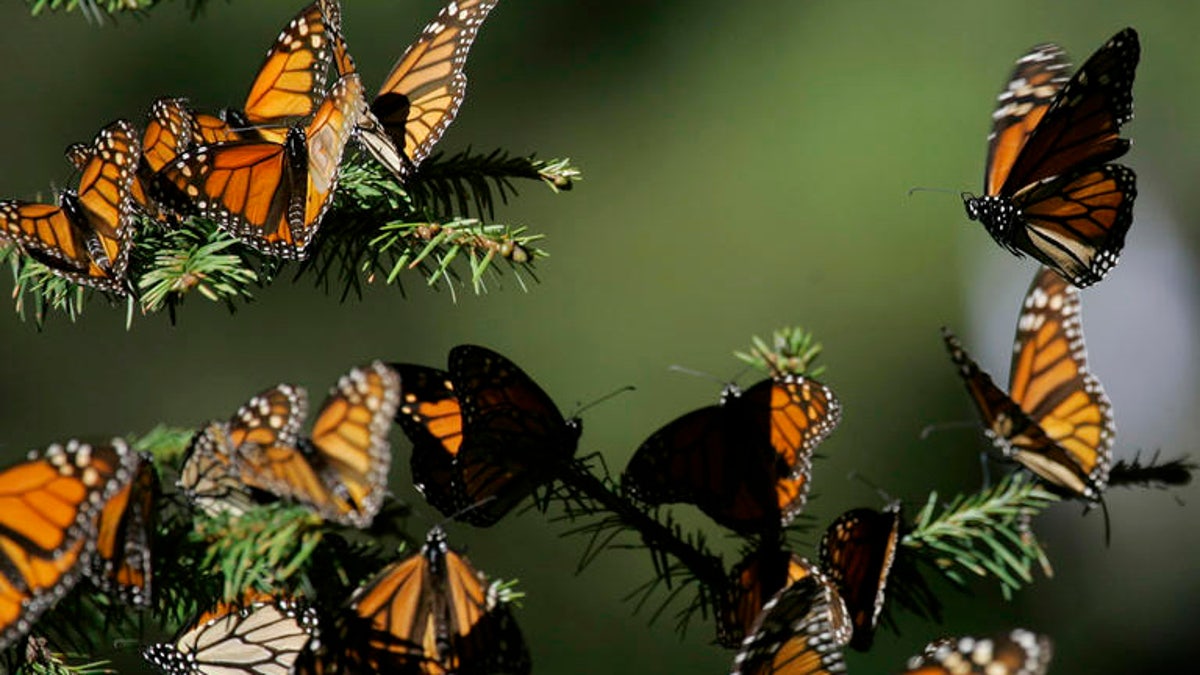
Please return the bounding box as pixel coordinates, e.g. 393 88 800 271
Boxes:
918 420 978 440
667 364 728 385
1094 495 1112 547
979 450 992 490
906 186 961 198
846 470 895 504
572 385 637 418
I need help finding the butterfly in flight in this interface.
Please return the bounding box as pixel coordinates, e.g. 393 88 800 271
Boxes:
0 120 140 294
68 98 194 224
325 0 499 179
0 438 138 651
962 28 1139 288
729 574 848 675
179 361 400 527
297 526 530 674
85 451 158 607
818 504 902 652
190 1 337 146
720 548 852 649
158 73 365 258
943 266 1114 501
622 370 841 535
392 345 581 527
902 629 1053 675
143 590 319 675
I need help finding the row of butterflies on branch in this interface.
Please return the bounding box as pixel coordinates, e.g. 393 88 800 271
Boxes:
0 275 1126 674
0 0 498 295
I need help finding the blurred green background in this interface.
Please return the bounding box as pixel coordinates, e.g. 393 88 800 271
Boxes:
1 0 1197 672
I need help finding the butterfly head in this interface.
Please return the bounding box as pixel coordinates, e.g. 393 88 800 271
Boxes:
962 193 1019 244
718 382 744 406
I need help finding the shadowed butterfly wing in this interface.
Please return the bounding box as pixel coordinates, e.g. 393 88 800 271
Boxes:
143 593 319 675
0 439 137 651
370 0 499 176
903 629 1052 675
88 452 158 607
392 364 474 519
334 527 530 674
1006 267 1113 496
730 575 847 675
448 345 581 527
984 44 1070 196
818 505 901 652
720 552 851 649
178 423 264 519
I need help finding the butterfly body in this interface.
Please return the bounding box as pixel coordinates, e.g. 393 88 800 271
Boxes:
965 28 1140 287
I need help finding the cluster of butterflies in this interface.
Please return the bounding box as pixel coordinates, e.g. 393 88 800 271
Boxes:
0 0 498 295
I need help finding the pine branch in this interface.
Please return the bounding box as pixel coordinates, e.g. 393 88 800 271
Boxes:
2 150 575 326
735 326 827 377
13 637 111 675
1108 451 1196 490
902 474 1058 599
27 0 212 22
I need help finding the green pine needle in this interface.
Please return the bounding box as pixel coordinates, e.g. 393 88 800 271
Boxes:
903 474 1058 598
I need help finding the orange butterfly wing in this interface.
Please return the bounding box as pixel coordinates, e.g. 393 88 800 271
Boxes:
817 505 901 652
0 439 137 650
241 1 334 133
370 0 498 175
88 452 158 606
721 552 850 649
902 629 1052 675
730 575 847 675
302 73 364 231
393 364 472 520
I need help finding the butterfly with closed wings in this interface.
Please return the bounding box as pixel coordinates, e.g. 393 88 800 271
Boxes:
902 629 1053 675
730 574 848 675
963 28 1139 287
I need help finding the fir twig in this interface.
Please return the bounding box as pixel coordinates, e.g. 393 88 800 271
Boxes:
13 636 111 675
1108 451 1196 490
903 474 1058 599
735 326 826 377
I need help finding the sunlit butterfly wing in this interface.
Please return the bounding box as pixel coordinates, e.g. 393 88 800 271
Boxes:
983 43 1070 197
143 591 319 675
965 28 1140 287
903 629 1052 675
87 452 158 606
730 575 847 675
325 527 530 674
448 344 581 527
300 73 364 235
0 439 137 651
818 505 901 651
391 363 473 519
623 375 840 534
190 111 246 146
1 120 139 294
369 0 499 177
720 551 851 649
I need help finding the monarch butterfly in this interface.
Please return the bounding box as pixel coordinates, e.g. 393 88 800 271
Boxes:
179 362 400 527
158 73 364 259
963 28 1139 288
729 575 847 675
328 0 499 179
902 629 1053 675
143 590 319 675
943 266 1114 500
299 526 530 674
0 119 140 294
86 451 158 607
818 504 901 652
392 345 582 527
190 1 336 146
719 550 852 649
68 98 194 223
622 372 841 535
0 438 137 651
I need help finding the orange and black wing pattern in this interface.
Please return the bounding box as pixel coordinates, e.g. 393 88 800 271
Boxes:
300 73 364 236
392 363 471 520
143 591 319 674
818 504 901 651
369 0 499 176
720 551 851 649
178 422 264 519
87 452 158 607
0 439 137 650
1 120 139 294
902 629 1052 675
442 345 581 527
730 575 847 675
320 527 530 674
964 28 1140 287
623 374 840 534
942 267 1113 500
